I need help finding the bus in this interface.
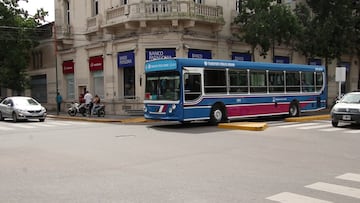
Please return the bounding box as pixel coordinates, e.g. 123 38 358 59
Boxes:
144 58 327 124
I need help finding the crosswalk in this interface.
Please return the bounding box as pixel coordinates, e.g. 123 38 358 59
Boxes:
266 173 360 202
270 120 360 134
0 119 90 131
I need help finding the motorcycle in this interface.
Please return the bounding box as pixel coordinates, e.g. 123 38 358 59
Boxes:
92 103 105 117
68 102 87 116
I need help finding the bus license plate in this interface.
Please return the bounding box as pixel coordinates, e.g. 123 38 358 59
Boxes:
343 115 351 120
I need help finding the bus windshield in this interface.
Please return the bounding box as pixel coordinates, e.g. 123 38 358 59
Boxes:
145 71 180 101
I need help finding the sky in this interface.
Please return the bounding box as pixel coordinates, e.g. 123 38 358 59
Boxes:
18 0 54 22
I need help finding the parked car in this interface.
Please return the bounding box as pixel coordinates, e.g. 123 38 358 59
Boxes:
0 96 47 122
331 92 360 127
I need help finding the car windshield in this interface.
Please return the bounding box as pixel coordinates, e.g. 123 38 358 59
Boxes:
340 93 360 103
14 98 39 106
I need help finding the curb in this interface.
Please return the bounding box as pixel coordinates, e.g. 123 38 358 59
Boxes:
218 122 268 131
47 115 150 123
285 114 330 122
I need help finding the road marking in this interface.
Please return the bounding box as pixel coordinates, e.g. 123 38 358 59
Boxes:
319 128 344 132
337 173 360 183
48 121 72 126
8 124 35 129
305 182 360 199
266 192 332 203
297 124 330 130
31 123 56 127
278 123 316 128
344 130 360 134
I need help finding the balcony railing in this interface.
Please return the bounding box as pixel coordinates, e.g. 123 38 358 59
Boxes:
104 1 224 28
86 14 102 33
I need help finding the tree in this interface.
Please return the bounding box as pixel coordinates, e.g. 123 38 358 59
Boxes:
235 0 300 61
0 0 47 93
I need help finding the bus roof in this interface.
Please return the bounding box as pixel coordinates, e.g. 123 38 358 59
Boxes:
145 58 325 72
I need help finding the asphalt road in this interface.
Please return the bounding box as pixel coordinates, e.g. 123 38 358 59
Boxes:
0 118 359 203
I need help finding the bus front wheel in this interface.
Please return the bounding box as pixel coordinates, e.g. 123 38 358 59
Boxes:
209 104 226 125
289 102 300 117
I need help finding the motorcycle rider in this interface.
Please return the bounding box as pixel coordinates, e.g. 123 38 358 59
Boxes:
92 94 101 115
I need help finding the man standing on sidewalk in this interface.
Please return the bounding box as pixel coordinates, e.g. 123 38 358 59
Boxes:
56 92 63 115
84 91 93 115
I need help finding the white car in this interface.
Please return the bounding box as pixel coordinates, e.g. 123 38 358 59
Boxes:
331 92 360 127
0 96 47 122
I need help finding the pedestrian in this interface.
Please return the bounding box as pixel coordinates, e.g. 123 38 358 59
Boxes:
84 91 93 115
56 92 63 113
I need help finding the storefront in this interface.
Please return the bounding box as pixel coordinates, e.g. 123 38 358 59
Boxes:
89 55 104 98
62 60 75 100
118 51 135 99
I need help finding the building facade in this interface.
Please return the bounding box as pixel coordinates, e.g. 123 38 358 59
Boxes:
26 0 359 114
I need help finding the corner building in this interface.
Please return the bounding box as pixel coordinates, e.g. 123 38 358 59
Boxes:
53 0 360 115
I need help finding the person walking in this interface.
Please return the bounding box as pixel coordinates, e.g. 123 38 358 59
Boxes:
56 92 63 114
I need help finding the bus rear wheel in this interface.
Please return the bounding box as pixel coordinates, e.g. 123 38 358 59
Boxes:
209 104 226 125
289 102 300 117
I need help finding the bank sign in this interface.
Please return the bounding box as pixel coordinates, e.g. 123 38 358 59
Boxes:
118 51 135 68
146 49 176 61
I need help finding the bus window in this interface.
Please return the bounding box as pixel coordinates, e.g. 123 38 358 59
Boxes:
250 70 267 93
229 69 248 94
145 71 180 101
301 71 315 92
286 71 300 92
315 72 323 92
204 69 227 94
184 73 202 101
269 71 285 93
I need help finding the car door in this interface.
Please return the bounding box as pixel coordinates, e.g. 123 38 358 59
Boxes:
2 99 13 117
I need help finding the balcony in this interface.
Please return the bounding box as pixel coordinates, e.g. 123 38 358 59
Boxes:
86 14 103 34
55 25 74 45
103 1 224 32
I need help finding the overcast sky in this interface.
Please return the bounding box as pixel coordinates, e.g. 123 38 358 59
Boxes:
19 0 54 22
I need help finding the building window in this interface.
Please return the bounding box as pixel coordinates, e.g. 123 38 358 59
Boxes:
65 0 70 25
194 0 203 4
92 0 99 16
32 51 43 70
124 68 135 99
120 0 128 5
66 74 75 100
236 0 242 12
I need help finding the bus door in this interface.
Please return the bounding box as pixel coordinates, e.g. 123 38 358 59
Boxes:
183 68 204 120
183 69 202 102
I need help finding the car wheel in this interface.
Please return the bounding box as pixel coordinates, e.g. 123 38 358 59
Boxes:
0 112 3 121
39 118 45 122
331 120 339 127
12 112 18 123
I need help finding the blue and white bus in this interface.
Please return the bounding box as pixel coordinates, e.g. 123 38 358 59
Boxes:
144 58 327 124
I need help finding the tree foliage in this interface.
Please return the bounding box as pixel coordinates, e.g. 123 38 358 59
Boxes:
0 0 47 93
236 0 359 64
235 0 300 61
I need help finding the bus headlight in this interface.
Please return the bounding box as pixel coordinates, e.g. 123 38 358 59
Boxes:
168 104 176 113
